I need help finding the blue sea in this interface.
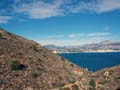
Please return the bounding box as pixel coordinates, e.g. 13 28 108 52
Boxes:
58 52 120 72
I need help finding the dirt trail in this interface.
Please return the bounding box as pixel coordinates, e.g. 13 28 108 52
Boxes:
52 80 88 90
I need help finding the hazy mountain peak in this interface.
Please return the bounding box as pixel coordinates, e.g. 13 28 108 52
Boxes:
99 40 113 44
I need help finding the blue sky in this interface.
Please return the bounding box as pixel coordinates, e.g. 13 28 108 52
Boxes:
0 0 120 46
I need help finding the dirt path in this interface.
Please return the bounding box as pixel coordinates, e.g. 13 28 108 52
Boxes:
51 80 88 90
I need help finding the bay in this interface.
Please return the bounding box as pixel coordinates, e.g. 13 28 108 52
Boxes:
59 52 120 71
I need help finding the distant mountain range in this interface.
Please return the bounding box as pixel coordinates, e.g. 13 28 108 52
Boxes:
44 40 120 53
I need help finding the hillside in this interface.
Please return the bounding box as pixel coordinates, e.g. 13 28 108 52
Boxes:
0 28 120 90
0 28 89 90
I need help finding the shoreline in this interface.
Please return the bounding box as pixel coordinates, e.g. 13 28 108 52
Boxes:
55 51 120 54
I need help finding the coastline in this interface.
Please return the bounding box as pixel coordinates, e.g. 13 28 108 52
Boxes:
53 51 120 54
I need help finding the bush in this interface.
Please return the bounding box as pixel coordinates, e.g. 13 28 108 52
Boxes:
10 60 26 70
72 85 79 90
37 59 42 62
30 72 38 78
70 63 74 67
0 33 2 38
116 88 120 90
89 79 96 90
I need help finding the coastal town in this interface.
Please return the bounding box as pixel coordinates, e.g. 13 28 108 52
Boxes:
52 49 120 53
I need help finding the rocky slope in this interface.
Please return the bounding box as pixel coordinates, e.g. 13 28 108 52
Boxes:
0 28 88 90
0 28 120 90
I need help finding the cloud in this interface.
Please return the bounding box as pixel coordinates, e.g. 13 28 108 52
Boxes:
48 34 65 38
38 36 112 46
47 32 111 39
97 0 120 13
0 16 12 24
12 0 120 20
38 32 111 46
71 0 120 13
14 0 65 19
67 32 110 38
37 39 87 46
87 32 110 37
68 34 76 38
0 0 120 21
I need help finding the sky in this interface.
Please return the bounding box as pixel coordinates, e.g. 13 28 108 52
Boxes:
0 0 120 46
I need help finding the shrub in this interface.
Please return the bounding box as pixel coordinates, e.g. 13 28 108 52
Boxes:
37 59 42 62
30 72 38 78
33 46 39 52
116 88 120 90
0 33 2 38
10 60 26 70
11 60 20 70
70 63 74 67
72 85 79 90
89 79 96 90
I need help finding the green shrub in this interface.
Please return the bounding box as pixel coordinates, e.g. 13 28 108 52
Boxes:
30 72 38 78
89 79 96 90
0 33 2 38
70 63 74 67
10 60 26 70
37 59 42 62
11 60 20 70
33 46 39 52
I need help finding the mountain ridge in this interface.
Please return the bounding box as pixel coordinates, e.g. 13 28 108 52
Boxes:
44 40 120 53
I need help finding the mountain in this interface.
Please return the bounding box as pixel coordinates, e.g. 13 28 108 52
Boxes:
0 28 120 90
80 40 120 51
45 40 120 53
44 45 67 50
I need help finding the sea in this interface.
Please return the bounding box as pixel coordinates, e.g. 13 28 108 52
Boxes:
58 52 120 72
